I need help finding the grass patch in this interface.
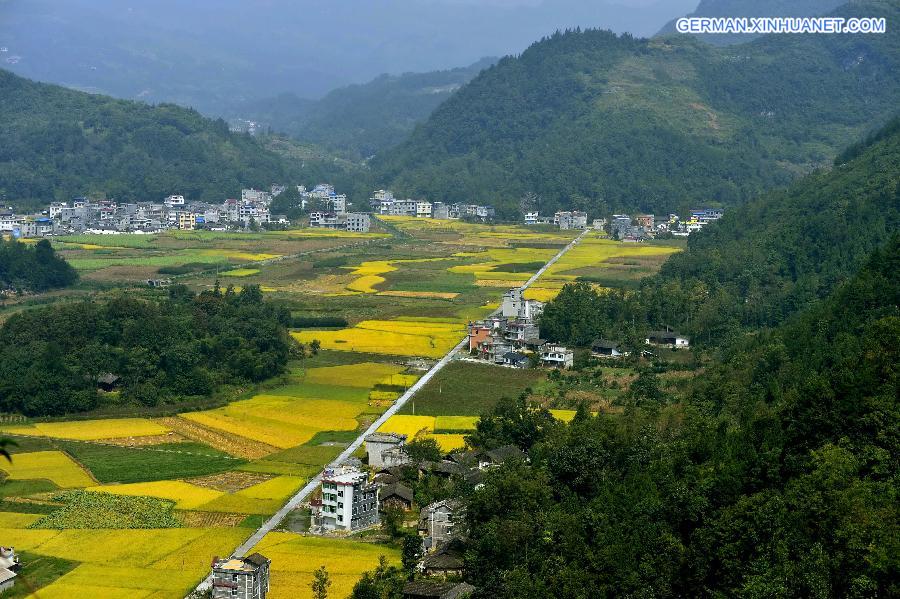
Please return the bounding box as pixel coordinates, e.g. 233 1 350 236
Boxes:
1 551 79 599
0 479 59 497
305 430 360 445
491 261 547 273
59 442 240 484
29 490 180 529
400 362 546 416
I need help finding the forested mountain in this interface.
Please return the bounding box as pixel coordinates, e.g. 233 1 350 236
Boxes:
655 0 847 45
0 69 311 209
375 1 899 218
232 58 496 159
540 116 900 349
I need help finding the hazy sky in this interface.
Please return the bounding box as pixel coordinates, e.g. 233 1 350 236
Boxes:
0 0 701 111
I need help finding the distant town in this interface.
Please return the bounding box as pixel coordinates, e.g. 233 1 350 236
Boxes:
0 183 722 241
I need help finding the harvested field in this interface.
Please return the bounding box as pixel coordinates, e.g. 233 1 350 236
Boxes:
155 417 279 460
187 471 274 493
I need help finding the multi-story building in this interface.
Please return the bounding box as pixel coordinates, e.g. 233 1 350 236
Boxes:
211 553 270 599
316 467 379 531
500 288 544 320
555 211 588 230
176 211 196 230
419 500 464 551
540 344 574 369
524 211 540 225
432 202 450 220
365 432 407 468
241 188 272 204
636 214 655 230
164 195 185 208
415 201 432 218
345 212 371 233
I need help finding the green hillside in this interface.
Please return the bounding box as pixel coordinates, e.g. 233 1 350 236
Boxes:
0 69 305 209
539 115 900 348
374 1 899 218
233 58 495 159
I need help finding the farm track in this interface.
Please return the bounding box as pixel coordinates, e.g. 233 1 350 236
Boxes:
191 229 589 594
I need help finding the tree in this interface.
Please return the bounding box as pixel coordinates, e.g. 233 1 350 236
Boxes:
401 534 423 579
311 565 331 599
404 437 442 463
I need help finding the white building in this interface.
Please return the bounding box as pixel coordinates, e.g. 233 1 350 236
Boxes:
164 195 185 208
524 211 540 225
317 468 379 531
540 344 574 369
415 201 432 218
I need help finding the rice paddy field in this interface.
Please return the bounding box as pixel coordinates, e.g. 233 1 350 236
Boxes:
0 217 682 596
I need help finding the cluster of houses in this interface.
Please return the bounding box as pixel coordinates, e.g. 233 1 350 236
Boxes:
608 208 724 242
523 210 589 230
304 184 371 233
0 188 291 238
371 190 495 223
467 288 575 369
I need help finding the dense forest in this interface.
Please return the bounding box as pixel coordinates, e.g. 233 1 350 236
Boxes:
0 238 78 292
0 69 313 210
0 285 293 416
233 58 496 160
539 115 900 349
374 1 899 218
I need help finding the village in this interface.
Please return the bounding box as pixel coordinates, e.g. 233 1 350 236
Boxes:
1 180 722 243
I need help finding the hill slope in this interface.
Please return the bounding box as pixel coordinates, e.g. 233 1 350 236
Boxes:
655 0 847 45
232 58 496 159
375 1 899 218
0 69 304 208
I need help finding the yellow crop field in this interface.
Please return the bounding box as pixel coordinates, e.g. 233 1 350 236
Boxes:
0 451 94 488
150 527 250 570
541 236 681 280
302 363 405 388
0 417 169 441
198 475 304 514
183 395 361 449
379 373 420 387
0 512 42 528
251 533 401 599
523 286 562 301
39 564 201 597
427 434 467 452
281 229 389 239
25 528 209 565
377 415 435 438
376 290 459 299
221 268 261 277
434 416 479 430
293 319 465 358
198 249 280 261
550 409 578 422
85 481 223 510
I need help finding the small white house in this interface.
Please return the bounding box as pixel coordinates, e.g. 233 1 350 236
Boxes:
645 331 690 348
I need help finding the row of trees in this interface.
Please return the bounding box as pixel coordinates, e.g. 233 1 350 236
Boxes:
0 284 293 416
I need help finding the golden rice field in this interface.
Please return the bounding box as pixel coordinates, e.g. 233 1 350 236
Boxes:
0 526 249 598
85 480 223 510
221 268 261 277
251 533 402 599
0 417 170 441
182 362 408 449
427 434 468 452
0 450 95 488
293 319 466 358
377 415 436 438
434 416 480 431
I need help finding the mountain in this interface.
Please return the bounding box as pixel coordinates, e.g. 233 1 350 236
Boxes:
0 69 360 209
0 0 696 114
374 1 900 219
232 58 497 159
655 0 847 45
